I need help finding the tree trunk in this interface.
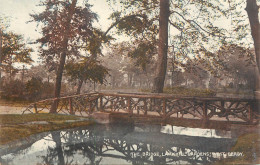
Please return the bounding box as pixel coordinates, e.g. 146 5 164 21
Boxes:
21 65 25 83
9 63 12 81
50 0 77 113
112 76 115 88
246 0 260 112
50 52 66 113
0 29 2 86
152 0 169 93
245 0 260 90
128 73 133 87
76 79 83 95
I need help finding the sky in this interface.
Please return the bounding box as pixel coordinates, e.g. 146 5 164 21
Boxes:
0 0 113 65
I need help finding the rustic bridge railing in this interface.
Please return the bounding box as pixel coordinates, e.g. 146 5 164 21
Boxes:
23 92 100 116
22 92 259 124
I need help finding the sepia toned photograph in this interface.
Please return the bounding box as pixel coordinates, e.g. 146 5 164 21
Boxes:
0 0 259 164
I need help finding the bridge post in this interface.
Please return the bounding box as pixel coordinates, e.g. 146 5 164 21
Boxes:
221 101 225 114
203 101 208 123
162 98 166 120
248 102 254 124
89 101 92 114
95 97 98 111
34 103 38 114
127 97 132 117
69 98 74 115
99 96 103 111
144 98 147 115
149 98 153 112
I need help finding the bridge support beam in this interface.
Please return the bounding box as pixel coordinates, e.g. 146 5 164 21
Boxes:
203 101 208 124
91 112 111 124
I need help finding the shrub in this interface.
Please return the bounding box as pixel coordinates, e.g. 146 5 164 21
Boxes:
163 86 216 96
41 82 55 99
25 77 44 101
1 79 25 100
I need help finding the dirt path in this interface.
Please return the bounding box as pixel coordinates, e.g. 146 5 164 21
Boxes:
0 106 24 114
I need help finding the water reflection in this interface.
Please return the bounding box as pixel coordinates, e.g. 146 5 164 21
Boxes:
0 124 242 165
160 125 232 138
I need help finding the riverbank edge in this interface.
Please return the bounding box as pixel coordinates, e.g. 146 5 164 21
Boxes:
0 114 96 147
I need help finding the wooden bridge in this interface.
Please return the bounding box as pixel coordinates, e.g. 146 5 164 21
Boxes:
23 92 259 124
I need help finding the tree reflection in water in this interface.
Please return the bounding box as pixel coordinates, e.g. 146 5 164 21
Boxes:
1 124 240 165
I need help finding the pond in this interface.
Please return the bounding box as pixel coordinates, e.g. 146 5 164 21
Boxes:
0 123 247 164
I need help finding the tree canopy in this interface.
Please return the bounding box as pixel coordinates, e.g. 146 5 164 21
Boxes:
0 16 33 82
31 0 102 112
65 57 108 94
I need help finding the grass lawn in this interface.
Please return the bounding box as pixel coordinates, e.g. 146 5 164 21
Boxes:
0 114 94 145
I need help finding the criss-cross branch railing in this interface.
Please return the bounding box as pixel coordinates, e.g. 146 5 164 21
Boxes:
22 92 259 123
22 92 100 116
99 93 258 123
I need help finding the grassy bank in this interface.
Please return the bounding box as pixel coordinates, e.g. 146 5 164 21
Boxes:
215 133 260 164
140 86 216 96
0 114 94 145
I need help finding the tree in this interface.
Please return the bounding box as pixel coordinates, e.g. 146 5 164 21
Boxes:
0 16 32 82
182 59 209 88
0 32 33 80
107 0 232 93
25 77 44 101
26 64 56 83
0 15 9 86
153 0 169 93
31 0 98 113
101 49 126 88
245 0 260 91
0 25 2 86
218 44 256 89
65 58 108 94
0 16 33 84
